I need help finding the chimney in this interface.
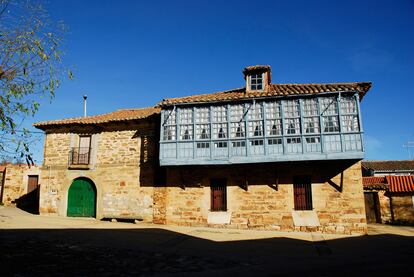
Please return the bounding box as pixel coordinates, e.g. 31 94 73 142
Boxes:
83 95 87 117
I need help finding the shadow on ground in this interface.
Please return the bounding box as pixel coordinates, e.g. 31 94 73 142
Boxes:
1 228 413 276
14 187 39 215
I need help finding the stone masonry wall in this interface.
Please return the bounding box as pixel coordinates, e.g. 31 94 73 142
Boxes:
390 194 414 224
378 191 392 223
1 164 40 205
39 119 158 221
155 160 367 235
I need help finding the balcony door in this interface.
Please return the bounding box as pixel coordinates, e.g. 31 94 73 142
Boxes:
78 136 91 164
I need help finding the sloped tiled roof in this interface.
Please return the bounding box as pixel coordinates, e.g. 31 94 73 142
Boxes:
34 107 160 130
362 176 414 192
158 82 372 106
362 160 414 173
386 176 414 193
362 176 388 190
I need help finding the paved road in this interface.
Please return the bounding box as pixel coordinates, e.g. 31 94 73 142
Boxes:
1 206 414 276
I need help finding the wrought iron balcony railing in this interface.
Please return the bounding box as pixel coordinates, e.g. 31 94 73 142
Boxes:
69 147 91 165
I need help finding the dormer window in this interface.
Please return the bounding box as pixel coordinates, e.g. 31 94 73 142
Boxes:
243 65 270 92
250 73 263 91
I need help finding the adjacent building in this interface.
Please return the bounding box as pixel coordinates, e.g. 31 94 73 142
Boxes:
362 160 414 224
362 160 414 176
34 65 372 234
0 163 41 211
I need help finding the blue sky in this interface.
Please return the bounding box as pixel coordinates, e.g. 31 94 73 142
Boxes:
25 0 414 162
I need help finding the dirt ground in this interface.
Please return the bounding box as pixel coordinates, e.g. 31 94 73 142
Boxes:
1 206 414 276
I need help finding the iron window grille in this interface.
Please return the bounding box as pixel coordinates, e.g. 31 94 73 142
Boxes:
70 147 91 165
293 177 313 211
211 180 227 211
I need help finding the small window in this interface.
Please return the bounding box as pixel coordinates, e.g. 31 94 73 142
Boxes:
232 141 246 147
306 137 320 144
197 142 210 149
251 139 263 146
293 177 312 211
211 179 227 211
250 73 263 90
215 141 228 148
268 138 282 145
287 137 301 144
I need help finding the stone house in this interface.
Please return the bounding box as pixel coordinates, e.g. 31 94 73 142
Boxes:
0 163 41 208
34 65 372 234
362 160 414 176
362 160 414 224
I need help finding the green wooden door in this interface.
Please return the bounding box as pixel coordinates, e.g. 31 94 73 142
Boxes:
67 179 96 217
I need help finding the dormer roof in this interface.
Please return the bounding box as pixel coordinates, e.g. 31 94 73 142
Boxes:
243 65 271 76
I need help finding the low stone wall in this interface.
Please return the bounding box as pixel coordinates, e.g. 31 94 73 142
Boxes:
390 194 414 224
154 160 367 235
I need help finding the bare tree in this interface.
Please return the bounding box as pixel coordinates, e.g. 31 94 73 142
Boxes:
0 0 71 163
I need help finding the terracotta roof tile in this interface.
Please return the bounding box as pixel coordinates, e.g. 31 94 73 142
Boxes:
362 176 388 190
242 65 271 74
362 160 414 172
158 82 372 106
34 107 160 129
362 176 414 192
386 176 414 193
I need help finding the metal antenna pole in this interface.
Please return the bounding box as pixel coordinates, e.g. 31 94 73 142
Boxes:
403 141 414 160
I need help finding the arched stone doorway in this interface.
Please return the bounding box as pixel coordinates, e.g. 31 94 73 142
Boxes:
67 177 96 217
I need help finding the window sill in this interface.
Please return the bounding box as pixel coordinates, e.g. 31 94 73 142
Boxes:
291 210 320 227
207 211 231 224
68 164 91 170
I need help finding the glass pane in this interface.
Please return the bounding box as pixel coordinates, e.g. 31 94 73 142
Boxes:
212 123 227 139
163 126 176 140
195 107 210 123
323 116 339 132
341 96 357 114
196 124 210 139
248 103 263 120
230 104 244 122
285 118 301 135
303 98 318 116
265 102 281 119
341 115 359 132
320 97 338 115
212 106 227 122
266 119 282 136
164 109 176 125
284 100 300 118
179 108 193 124
304 117 320 134
180 125 193 140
